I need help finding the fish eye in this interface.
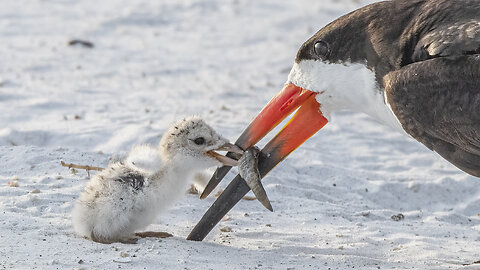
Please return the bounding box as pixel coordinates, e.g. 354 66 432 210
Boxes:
193 137 206 145
314 41 330 58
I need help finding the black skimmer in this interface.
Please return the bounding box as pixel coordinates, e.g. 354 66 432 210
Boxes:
72 116 242 243
187 0 480 241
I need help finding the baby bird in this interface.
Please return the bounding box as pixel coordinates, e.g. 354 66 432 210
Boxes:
72 116 242 243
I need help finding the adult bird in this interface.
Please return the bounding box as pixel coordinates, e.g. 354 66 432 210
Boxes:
187 0 480 241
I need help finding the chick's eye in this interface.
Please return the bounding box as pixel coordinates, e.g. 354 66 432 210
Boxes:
193 137 205 145
314 41 330 58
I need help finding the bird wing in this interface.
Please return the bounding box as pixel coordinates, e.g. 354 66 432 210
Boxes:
412 20 480 62
115 169 146 191
384 55 480 177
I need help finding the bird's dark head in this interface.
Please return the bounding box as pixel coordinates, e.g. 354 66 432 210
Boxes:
296 11 372 65
294 0 413 83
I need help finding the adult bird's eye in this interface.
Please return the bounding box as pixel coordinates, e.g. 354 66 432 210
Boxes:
193 137 205 145
314 41 330 58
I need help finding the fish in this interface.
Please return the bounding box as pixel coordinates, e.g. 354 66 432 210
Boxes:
238 146 273 212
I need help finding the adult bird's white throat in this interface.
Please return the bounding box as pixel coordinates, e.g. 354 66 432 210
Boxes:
287 60 404 132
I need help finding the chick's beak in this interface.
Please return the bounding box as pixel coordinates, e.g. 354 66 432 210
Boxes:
216 142 244 154
207 142 244 166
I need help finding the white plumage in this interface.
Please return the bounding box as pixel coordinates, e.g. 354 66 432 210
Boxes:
72 116 241 243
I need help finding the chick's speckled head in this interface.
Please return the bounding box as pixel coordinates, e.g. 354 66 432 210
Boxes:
159 116 238 168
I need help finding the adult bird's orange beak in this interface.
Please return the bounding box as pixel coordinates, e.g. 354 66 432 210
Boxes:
188 83 328 241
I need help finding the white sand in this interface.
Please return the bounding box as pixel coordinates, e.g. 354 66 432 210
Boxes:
0 0 479 269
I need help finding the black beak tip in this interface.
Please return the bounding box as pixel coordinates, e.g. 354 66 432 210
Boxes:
187 175 251 241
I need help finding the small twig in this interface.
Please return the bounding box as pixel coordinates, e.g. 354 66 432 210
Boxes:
60 161 104 171
61 161 104 177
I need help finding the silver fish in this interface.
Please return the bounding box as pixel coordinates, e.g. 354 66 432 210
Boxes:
238 146 273 212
